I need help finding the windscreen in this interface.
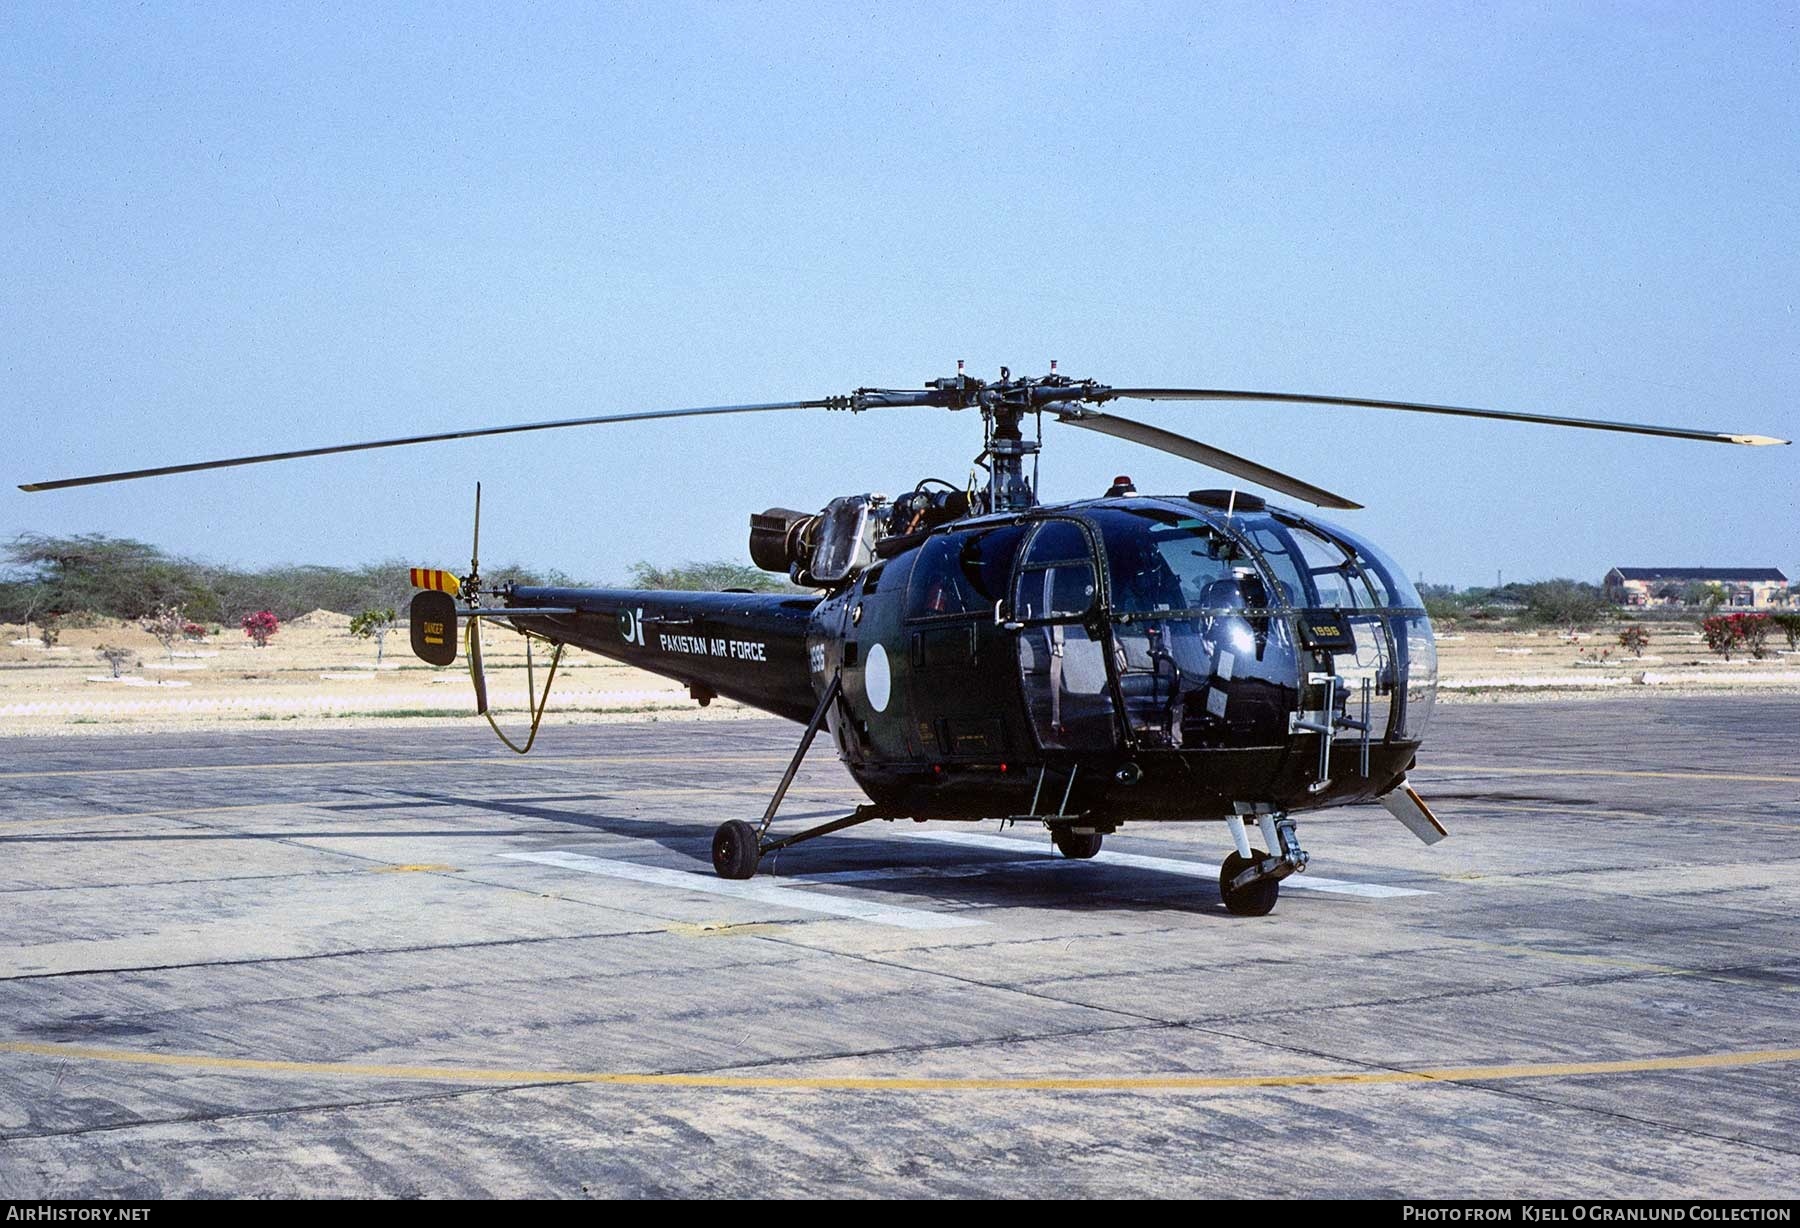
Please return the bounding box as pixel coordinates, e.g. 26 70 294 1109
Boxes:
1088 502 1435 746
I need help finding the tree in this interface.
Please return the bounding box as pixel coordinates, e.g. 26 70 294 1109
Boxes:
3 533 208 620
241 609 279 647
1521 580 1611 630
94 645 136 678
138 604 187 664
629 560 791 592
349 608 398 665
1700 615 1737 659
1683 581 1728 611
1772 613 1800 652
1419 583 1466 624
1 573 58 645
1738 612 1773 660
1699 614 1773 660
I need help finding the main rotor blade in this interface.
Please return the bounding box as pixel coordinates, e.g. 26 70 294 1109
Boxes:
19 398 841 492
1108 388 1790 447
1054 409 1362 510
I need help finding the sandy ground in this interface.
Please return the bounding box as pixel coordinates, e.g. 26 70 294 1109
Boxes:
1431 620 1800 699
2 612 1796 737
0 610 729 738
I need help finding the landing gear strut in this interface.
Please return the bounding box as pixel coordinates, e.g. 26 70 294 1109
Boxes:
712 820 761 880
1218 850 1280 916
1052 827 1103 859
1220 806 1309 916
711 673 886 879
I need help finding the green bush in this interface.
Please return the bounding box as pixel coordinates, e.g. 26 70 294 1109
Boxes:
1770 612 1800 651
2 533 800 621
1519 580 1611 630
349 608 399 665
629 560 795 592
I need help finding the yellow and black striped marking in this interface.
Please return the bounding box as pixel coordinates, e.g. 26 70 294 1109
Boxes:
409 567 461 595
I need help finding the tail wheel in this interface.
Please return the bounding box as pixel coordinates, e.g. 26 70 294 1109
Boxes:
1219 850 1279 916
712 820 762 880
1052 828 1104 859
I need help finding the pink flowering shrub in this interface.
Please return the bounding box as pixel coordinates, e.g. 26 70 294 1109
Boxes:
241 609 279 648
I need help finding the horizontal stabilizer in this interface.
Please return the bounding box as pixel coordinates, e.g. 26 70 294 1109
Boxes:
1379 779 1448 845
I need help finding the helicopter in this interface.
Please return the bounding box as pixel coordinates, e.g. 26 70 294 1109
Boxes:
22 366 1788 914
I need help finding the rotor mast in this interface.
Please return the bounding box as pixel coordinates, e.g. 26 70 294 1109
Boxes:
847 363 1108 512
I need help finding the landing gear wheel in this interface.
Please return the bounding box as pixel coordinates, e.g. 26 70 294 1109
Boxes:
1053 829 1103 859
712 820 761 880
1219 850 1279 916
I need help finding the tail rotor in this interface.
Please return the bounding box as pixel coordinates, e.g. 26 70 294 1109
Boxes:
465 482 489 715
404 481 574 749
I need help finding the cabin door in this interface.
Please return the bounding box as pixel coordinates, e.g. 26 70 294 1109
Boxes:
1012 519 1119 752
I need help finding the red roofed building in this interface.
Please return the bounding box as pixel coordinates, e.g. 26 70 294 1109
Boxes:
1603 567 1790 609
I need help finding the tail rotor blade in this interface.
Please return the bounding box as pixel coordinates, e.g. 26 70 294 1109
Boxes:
470 481 482 578
467 482 487 714
469 618 488 716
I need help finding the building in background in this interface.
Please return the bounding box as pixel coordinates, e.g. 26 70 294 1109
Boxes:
1603 567 1790 609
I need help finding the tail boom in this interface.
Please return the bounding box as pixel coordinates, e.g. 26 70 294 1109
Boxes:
501 586 822 723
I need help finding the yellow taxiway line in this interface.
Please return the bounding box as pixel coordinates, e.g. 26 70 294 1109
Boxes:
3 1040 1796 1093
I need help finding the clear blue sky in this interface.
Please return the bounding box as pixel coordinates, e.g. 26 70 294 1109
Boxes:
4 2 1796 589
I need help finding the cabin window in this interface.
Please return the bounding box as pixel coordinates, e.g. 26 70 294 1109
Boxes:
906 525 1028 620
907 534 985 619
1014 520 1097 622
1092 508 1243 614
1280 520 1378 609
962 524 1026 603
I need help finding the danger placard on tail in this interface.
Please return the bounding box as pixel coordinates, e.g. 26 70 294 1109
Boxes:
410 589 459 666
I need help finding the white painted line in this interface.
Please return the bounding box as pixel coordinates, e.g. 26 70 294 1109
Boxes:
905 830 1433 899
784 862 1037 885
497 851 981 930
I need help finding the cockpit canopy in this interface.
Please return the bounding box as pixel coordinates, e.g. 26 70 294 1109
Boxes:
895 496 1427 623
898 495 1437 754
1090 503 1424 618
